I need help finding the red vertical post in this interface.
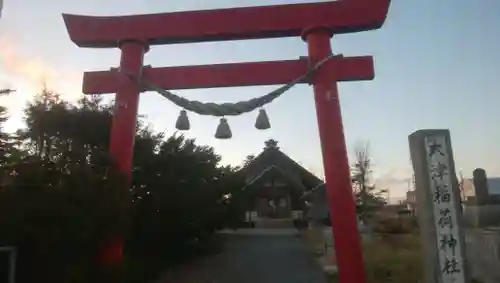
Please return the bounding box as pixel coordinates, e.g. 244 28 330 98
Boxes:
110 40 147 180
100 40 147 265
304 28 366 283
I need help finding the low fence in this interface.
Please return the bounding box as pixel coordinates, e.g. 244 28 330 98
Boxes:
465 227 500 283
463 204 500 228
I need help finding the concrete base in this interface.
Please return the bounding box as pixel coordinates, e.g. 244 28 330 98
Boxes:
323 264 338 275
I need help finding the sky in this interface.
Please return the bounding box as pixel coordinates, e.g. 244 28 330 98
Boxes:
0 0 499 201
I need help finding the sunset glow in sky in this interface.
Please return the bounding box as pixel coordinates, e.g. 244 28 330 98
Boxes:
1 0 499 201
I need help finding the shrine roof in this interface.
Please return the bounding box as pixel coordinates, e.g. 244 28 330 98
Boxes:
242 165 308 194
301 183 327 201
240 143 323 191
301 176 358 201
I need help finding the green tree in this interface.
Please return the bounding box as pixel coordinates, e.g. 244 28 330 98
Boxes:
19 90 113 164
0 90 128 283
127 133 244 282
243 154 256 167
0 88 245 283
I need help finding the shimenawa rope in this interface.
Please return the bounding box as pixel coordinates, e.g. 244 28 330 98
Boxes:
128 54 339 117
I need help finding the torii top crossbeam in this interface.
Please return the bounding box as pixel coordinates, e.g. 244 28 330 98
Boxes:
63 0 390 47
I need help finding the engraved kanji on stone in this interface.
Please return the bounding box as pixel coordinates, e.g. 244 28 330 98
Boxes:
438 208 453 229
442 257 461 275
427 139 445 157
430 162 449 181
440 233 458 255
433 181 451 204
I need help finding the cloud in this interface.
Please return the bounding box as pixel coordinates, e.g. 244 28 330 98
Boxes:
372 166 414 202
374 166 413 183
0 35 84 131
0 35 82 103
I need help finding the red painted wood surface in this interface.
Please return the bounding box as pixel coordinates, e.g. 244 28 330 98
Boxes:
98 238 124 265
306 29 367 283
63 0 390 47
82 56 374 94
108 42 145 180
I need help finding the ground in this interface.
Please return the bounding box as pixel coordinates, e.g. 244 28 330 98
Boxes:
159 229 328 283
158 226 427 283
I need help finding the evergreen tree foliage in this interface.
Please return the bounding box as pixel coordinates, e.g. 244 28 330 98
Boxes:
0 88 245 283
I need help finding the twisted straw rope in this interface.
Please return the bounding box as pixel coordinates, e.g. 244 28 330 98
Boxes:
130 54 338 117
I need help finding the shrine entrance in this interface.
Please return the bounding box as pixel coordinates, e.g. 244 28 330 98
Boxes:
257 196 291 219
62 1 391 282
241 141 322 222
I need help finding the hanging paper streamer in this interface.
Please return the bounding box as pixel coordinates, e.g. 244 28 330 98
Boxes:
175 109 190 130
215 117 232 139
254 108 271 130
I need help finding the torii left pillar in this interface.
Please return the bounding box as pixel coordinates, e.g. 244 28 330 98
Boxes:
110 40 147 177
98 40 148 265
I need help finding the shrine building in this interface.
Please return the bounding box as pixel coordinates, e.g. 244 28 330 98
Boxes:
239 140 324 223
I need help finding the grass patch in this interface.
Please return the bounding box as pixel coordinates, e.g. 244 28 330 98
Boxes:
300 230 423 283
363 234 422 283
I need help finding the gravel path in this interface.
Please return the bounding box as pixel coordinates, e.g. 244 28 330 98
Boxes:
209 232 328 283
160 230 328 283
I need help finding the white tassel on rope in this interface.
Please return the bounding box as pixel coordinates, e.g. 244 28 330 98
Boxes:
215 117 232 139
175 109 190 130
254 108 271 130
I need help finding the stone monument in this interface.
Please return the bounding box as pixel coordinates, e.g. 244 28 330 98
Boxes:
409 129 469 283
473 168 490 205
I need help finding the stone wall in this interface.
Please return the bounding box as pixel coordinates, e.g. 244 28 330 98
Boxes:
463 204 500 228
465 228 500 283
461 169 500 282
462 168 500 228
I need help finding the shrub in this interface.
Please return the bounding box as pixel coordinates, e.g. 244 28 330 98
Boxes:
0 160 130 283
373 217 418 235
363 234 423 283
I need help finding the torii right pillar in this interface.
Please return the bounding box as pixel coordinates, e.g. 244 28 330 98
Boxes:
304 28 365 283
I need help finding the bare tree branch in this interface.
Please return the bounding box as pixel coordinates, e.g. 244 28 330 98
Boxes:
351 140 386 221
0 89 15 95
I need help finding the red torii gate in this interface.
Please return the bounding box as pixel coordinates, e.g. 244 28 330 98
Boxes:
63 1 390 282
